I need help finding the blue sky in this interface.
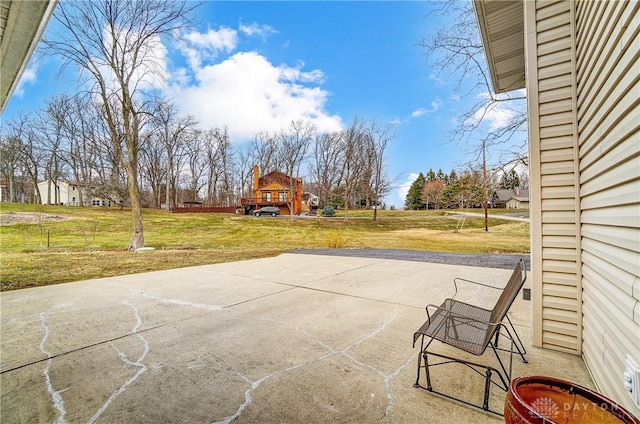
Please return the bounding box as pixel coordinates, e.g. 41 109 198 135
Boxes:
2 1 489 208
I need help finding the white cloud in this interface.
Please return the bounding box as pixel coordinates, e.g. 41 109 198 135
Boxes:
429 72 444 85
467 92 518 132
411 108 427 118
168 51 342 141
181 27 238 69
465 89 526 132
239 22 277 38
185 27 238 51
411 99 442 119
14 62 38 97
397 172 420 208
279 61 325 84
91 29 168 96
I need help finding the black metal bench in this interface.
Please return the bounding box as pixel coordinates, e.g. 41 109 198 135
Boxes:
412 258 528 414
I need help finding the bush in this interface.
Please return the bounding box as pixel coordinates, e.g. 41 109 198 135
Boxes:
321 206 336 217
325 232 346 248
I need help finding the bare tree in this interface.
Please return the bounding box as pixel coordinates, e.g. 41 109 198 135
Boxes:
91 109 129 208
278 120 315 217
365 118 396 221
139 130 166 208
44 0 197 250
0 115 35 203
183 131 206 202
0 135 22 202
423 180 445 209
203 127 233 206
149 100 197 208
249 131 281 174
37 96 69 205
309 131 344 208
339 117 368 220
54 94 100 206
235 142 254 202
418 1 527 170
5 113 46 204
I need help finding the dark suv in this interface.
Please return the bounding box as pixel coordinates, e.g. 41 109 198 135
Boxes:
252 206 280 217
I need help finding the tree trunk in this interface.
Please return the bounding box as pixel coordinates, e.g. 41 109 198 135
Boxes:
126 163 144 251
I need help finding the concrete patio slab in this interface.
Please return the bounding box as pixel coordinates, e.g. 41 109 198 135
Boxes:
0 253 594 423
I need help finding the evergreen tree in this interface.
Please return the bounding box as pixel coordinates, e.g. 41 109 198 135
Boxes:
500 169 521 189
448 170 458 186
404 173 427 209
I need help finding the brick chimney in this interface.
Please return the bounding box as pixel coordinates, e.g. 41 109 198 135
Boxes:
253 165 260 198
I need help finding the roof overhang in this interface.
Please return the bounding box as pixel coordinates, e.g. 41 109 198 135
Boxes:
473 0 525 94
0 0 57 114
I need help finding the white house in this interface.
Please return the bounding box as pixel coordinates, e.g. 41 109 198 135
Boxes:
37 180 83 206
36 180 112 207
506 196 529 210
474 0 639 413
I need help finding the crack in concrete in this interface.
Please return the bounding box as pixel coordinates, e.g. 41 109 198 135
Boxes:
344 351 415 423
119 285 224 311
87 301 149 424
39 312 68 424
214 307 404 424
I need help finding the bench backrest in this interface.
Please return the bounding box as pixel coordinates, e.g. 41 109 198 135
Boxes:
489 258 527 325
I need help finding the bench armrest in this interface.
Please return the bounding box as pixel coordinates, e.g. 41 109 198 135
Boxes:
425 302 501 326
452 277 503 298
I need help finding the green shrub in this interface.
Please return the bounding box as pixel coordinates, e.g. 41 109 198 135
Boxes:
321 206 336 217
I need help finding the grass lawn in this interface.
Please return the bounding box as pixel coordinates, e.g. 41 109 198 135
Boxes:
0 203 530 291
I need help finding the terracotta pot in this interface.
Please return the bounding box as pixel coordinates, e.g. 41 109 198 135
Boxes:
504 375 640 424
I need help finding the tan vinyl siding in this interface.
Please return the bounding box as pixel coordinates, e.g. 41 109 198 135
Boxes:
576 0 640 414
527 0 581 353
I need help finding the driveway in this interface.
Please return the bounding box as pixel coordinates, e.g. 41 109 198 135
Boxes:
0 252 592 423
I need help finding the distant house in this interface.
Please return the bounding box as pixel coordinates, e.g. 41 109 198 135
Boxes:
506 196 529 209
491 188 529 209
36 180 113 207
301 192 320 215
240 165 303 215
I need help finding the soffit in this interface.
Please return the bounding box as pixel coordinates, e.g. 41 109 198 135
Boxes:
473 0 526 94
0 0 57 113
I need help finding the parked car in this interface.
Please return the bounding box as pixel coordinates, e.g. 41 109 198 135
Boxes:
252 206 280 217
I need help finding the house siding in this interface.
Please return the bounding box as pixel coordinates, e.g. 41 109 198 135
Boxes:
526 0 582 354
575 0 640 413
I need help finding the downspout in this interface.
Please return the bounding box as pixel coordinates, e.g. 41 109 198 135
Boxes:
569 0 583 356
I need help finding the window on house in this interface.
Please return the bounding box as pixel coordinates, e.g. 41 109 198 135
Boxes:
278 192 287 202
262 192 271 202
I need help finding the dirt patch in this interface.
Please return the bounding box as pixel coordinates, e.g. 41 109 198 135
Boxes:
0 212 72 226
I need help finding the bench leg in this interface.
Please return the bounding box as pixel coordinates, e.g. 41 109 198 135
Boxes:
413 347 423 388
483 368 492 411
424 352 433 391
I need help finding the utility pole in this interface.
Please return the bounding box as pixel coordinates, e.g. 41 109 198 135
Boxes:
483 138 489 232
